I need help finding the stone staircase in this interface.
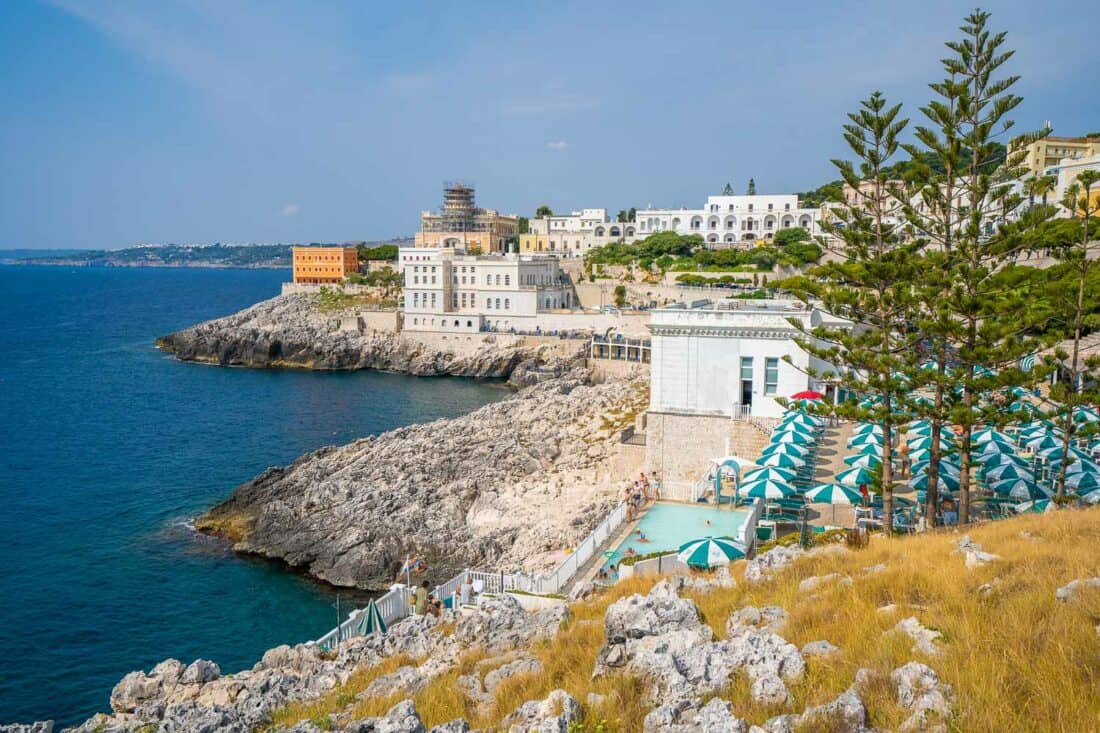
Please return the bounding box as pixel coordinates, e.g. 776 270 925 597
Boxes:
728 420 773 460
812 421 856 484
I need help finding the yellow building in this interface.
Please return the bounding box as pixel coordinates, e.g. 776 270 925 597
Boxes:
292 246 359 284
1014 135 1100 178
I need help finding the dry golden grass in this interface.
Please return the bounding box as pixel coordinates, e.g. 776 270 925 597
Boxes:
264 653 417 731
267 510 1100 732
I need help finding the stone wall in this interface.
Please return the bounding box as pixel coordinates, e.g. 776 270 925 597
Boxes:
574 281 727 310
587 358 649 383
645 411 738 501
339 311 402 333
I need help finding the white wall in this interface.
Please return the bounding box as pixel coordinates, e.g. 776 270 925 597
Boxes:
650 332 810 418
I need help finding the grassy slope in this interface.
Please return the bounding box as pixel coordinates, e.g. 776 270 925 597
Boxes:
271 509 1100 732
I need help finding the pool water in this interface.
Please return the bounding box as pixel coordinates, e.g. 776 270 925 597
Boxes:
605 502 751 565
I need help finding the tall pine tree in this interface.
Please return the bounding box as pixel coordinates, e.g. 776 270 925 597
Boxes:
1049 171 1100 498
900 10 1052 523
784 91 921 534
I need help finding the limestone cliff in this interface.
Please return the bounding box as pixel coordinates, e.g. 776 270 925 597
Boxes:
196 366 649 590
156 294 554 378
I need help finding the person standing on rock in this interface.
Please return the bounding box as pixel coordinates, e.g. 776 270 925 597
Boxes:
415 580 429 615
459 575 474 607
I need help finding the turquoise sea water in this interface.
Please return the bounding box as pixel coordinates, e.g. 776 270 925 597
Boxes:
0 265 505 726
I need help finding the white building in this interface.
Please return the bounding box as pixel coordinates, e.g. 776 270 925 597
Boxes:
522 208 638 257
634 193 820 248
647 299 845 419
402 248 573 333
1046 154 1100 208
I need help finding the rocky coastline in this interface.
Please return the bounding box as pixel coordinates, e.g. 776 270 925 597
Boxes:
16 543 964 732
196 364 648 589
156 294 556 378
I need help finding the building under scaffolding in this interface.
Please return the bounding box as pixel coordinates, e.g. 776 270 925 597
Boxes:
416 182 519 253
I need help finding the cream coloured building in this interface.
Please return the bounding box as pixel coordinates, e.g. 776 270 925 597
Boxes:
519 208 637 257
634 193 820 248
415 182 519 254
402 248 572 333
1014 135 1100 178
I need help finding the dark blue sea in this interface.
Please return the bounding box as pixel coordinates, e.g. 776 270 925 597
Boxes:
0 265 504 726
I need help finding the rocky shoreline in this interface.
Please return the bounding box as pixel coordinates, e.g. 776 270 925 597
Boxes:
196 364 648 589
1 295 656 731
16 543 964 732
156 294 555 377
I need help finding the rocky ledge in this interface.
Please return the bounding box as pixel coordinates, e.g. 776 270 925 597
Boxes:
29 546 954 733
197 366 649 589
156 294 564 378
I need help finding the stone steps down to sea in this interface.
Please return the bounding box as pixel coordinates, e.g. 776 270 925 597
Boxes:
155 293 560 378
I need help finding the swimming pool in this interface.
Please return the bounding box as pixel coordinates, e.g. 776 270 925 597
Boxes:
605 502 751 566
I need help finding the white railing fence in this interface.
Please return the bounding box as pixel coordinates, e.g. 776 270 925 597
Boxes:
313 501 629 647
313 585 412 650
532 502 627 595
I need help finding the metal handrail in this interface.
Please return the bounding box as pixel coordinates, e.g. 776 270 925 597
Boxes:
312 501 629 646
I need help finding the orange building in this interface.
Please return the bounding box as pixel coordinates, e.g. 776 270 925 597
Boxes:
292 246 359 284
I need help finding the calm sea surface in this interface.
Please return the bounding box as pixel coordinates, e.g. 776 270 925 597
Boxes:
0 265 505 726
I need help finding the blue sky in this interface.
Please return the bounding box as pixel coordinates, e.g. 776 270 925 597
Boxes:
1 1 1096 250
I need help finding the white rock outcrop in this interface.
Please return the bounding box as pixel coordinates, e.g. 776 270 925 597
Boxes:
893 617 944 657
891 661 954 732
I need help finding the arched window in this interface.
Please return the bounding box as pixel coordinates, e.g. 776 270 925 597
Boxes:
690 216 702 230
724 234 736 243
764 215 776 230
625 227 635 237
708 216 719 230
594 226 605 236
781 215 794 228
799 216 812 228
724 215 736 230
743 232 755 241
609 226 621 237
672 217 681 228
707 234 719 243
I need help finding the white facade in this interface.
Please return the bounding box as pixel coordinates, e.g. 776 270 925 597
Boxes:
634 194 820 248
526 208 639 257
402 248 573 333
1047 154 1100 206
647 300 844 419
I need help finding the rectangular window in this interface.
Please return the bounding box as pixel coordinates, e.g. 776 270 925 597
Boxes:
765 358 779 395
740 357 753 381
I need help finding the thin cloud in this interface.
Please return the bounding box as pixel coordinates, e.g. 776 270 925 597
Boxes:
501 93 599 117
547 140 569 151
280 204 300 217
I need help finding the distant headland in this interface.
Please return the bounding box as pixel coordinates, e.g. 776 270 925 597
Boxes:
0 240 412 269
